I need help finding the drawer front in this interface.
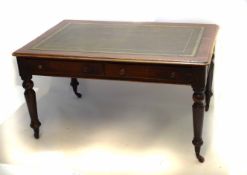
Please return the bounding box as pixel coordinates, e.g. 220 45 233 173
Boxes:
104 63 192 84
147 65 192 83
105 63 148 79
27 59 104 77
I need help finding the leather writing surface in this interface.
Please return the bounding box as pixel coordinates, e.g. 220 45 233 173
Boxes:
13 20 218 65
31 22 204 57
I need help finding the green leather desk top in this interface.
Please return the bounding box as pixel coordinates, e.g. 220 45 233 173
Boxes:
13 20 218 65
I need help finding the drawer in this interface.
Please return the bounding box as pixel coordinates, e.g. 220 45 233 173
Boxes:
28 59 104 77
147 65 192 83
104 63 192 84
105 63 148 79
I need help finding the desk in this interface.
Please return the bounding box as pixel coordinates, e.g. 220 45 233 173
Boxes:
13 20 218 162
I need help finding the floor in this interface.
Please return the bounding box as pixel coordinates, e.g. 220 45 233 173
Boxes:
0 77 226 175
1 65 247 174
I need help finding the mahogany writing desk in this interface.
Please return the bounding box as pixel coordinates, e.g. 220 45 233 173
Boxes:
13 20 218 162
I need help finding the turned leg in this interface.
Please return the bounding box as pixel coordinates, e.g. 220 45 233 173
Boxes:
205 55 214 111
70 78 82 98
192 87 205 163
22 77 41 139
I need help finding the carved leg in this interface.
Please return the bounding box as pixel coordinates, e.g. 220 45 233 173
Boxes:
22 77 41 139
192 88 205 163
70 78 82 98
205 55 214 111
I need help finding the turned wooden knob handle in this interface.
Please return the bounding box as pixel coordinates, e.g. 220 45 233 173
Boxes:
83 66 89 73
170 72 176 79
38 64 43 70
119 68 126 76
